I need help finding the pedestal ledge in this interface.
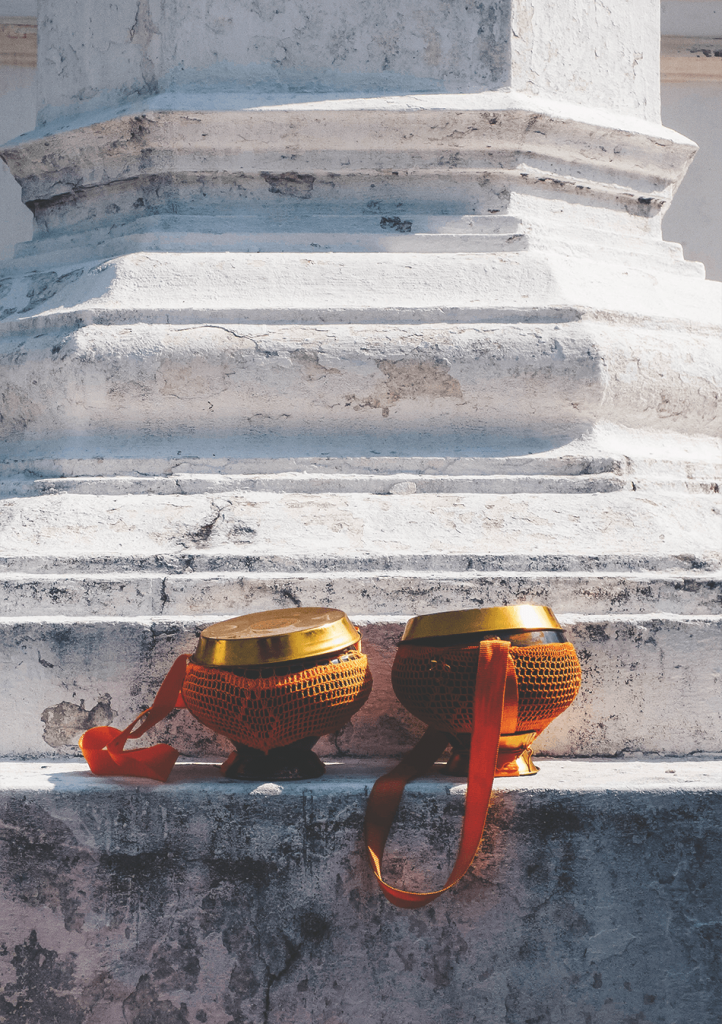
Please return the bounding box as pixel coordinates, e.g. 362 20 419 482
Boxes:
3 99 695 207
4 754 721 794
0 759 720 1024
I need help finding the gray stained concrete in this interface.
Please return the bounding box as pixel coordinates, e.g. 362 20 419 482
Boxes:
1 759 720 1024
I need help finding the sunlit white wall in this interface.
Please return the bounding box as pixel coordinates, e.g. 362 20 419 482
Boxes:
660 1 722 281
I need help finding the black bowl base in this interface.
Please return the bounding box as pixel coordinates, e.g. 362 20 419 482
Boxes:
222 736 325 781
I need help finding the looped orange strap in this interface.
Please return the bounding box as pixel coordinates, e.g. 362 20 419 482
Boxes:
79 655 189 782
364 639 510 908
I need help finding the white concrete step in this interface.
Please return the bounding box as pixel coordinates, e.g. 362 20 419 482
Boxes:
3 450 719 499
0 490 718 760
15 212 526 249
0 480 718 764
2 613 720 760
5 451 717 480
1 758 719 1024
0 569 719 617
17 227 531 258
2 491 720 568
4 472 721 497
0 472 635 497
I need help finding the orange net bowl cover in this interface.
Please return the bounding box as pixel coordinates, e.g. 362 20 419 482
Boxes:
183 649 372 753
391 642 581 736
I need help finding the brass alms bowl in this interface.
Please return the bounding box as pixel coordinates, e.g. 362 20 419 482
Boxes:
185 608 373 780
392 605 581 777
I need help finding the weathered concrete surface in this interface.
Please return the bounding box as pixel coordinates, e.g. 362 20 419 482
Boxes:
0 0 718 790
2 485 717 760
2 8 717 466
2 569 720 617
1 316 719 462
0 5 719 1019
1 614 720 761
0 759 720 1024
1 491 720 564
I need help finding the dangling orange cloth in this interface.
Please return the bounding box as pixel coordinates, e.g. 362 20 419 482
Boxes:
79 655 189 782
364 640 509 908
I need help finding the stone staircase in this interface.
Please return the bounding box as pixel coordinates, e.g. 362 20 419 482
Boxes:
1 467 720 760
1 461 720 1021
1 412 720 1024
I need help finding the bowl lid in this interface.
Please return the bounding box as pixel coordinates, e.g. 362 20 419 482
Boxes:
193 607 360 667
401 605 562 642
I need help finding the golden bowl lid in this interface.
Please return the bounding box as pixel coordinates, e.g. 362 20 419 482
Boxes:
193 607 360 667
401 604 562 643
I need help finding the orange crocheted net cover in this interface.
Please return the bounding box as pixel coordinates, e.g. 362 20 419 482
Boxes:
79 648 372 781
183 650 373 754
391 641 581 735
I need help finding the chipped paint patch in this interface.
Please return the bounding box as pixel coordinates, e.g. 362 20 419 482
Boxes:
40 697 113 749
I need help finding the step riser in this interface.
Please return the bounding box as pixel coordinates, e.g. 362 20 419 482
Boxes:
1 573 719 616
22 214 524 243
1 616 718 759
0 474 634 497
3 552 720 574
5 475 720 498
19 230 531 259
3 313 720 458
1 761 719 1024
4 452 717 477
2 493 720 567
0 317 603 456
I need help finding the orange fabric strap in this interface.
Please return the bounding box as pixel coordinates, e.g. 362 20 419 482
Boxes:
79 654 189 782
364 639 510 908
